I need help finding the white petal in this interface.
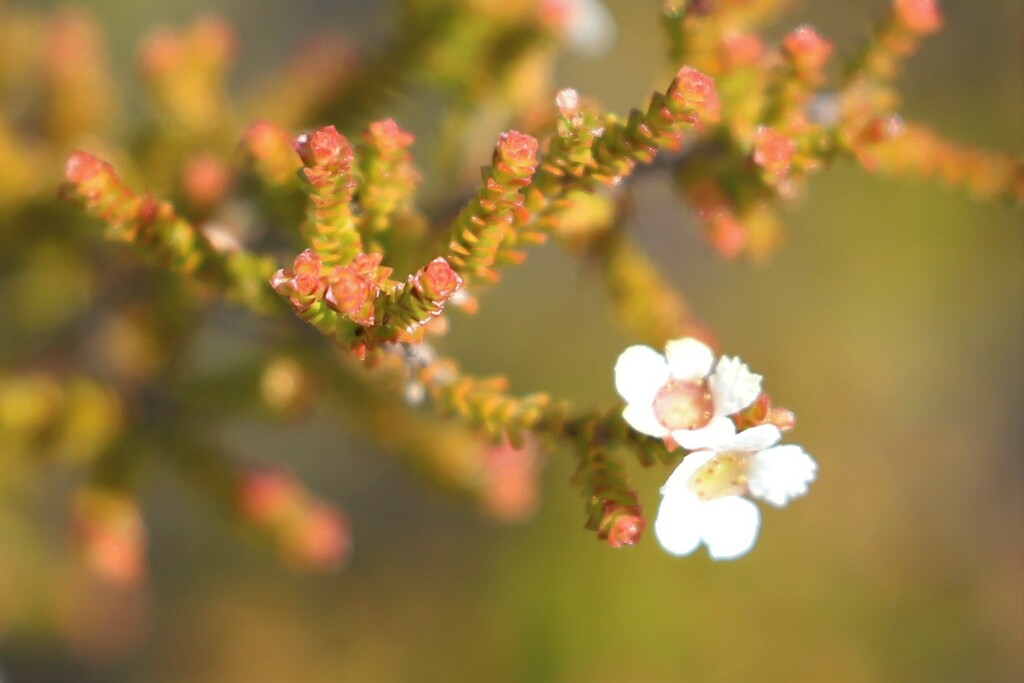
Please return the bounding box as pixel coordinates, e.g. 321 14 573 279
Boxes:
660 450 716 494
672 416 736 451
724 424 782 452
748 444 817 507
701 496 761 560
621 403 669 438
653 491 703 557
614 345 669 404
709 356 763 416
664 338 715 381
565 0 617 58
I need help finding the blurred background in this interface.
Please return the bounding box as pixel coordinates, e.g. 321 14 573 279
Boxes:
0 0 1021 681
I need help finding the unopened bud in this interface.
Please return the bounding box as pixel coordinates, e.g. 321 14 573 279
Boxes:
66 151 109 185
295 125 352 170
182 154 230 208
782 26 833 76
599 502 645 548
753 126 797 177
495 130 539 174
415 257 463 302
893 0 942 35
364 118 415 152
668 66 720 122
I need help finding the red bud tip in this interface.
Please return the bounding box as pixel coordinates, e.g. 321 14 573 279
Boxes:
326 266 376 325
289 504 351 570
239 470 294 523
782 26 833 74
599 500 645 548
496 130 539 171
244 120 290 157
293 249 322 276
182 154 230 207
721 31 765 69
769 407 797 431
706 213 746 259
365 118 415 151
66 151 108 184
295 125 352 169
753 126 797 176
670 66 721 120
893 0 942 34
605 513 645 548
417 257 463 301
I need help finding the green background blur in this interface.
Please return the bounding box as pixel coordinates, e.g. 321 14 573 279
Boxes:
2 0 1022 681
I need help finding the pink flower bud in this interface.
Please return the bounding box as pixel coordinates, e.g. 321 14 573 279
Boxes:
721 31 764 69
73 491 146 585
295 125 352 169
893 0 942 34
706 213 747 259
479 438 541 523
364 118 415 152
753 126 797 176
66 151 109 184
239 470 294 523
138 29 182 76
245 120 291 158
668 66 721 122
496 130 539 173
326 265 375 325
769 407 797 431
415 257 463 302
182 154 230 208
288 504 351 570
192 16 237 64
599 501 645 548
782 26 833 75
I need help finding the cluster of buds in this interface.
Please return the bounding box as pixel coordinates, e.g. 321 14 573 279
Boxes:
237 469 351 571
324 252 392 327
270 249 394 330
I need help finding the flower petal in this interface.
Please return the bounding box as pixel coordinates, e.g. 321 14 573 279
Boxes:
748 444 817 507
622 403 669 438
653 491 703 557
701 496 761 560
660 450 717 494
725 424 782 452
672 416 736 451
664 338 715 381
614 345 669 404
709 356 763 416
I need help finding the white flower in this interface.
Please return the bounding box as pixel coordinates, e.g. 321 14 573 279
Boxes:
546 0 616 57
653 423 817 560
614 338 763 450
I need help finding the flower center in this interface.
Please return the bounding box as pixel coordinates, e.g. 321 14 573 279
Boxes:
687 451 750 500
652 379 714 431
